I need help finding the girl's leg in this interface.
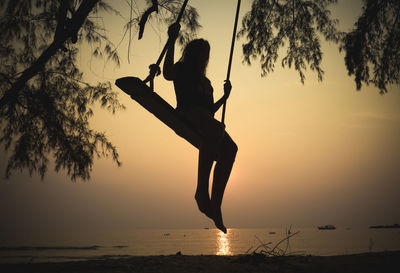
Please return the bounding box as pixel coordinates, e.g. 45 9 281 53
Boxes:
211 133 238 233
195 145 214 217
182 111 225 218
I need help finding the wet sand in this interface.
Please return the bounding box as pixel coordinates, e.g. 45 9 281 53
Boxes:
1 251 399 273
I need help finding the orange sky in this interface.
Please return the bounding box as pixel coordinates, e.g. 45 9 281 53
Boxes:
0 0 399 232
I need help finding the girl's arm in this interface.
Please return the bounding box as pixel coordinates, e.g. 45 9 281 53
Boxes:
163 23 180 81
213 80 232 114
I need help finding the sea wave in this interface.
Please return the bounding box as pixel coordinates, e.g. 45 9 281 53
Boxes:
0 246 101 251
0 254 134 264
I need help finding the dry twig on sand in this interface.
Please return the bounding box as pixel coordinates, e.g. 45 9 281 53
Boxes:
246 226 301 257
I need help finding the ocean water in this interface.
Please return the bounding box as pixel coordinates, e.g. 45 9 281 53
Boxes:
0 227 399 263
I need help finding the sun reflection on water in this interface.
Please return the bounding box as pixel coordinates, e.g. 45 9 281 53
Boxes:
216 230 232 255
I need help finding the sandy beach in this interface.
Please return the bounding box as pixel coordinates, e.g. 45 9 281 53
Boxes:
1 251 399 273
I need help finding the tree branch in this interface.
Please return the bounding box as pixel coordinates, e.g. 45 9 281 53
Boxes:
138 0 158 40
0 0 100 110
54 0 69 41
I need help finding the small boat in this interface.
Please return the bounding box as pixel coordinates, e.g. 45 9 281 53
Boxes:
318 225 336 230
269 231 276 234
369 223 400 229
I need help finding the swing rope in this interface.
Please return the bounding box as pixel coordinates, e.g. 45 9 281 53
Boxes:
222 0 241 125
143 0 189 90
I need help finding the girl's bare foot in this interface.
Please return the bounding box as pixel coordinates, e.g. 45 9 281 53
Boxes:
211 201 227 233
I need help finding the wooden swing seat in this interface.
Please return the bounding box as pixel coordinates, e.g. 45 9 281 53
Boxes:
115 77 201 149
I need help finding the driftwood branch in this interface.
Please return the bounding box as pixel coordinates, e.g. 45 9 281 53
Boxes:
247 227 301 257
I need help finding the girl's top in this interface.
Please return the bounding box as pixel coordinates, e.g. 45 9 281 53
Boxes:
173 62 214 116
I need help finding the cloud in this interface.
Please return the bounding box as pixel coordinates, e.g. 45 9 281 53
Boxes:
340 112 400 129
350 112 400 122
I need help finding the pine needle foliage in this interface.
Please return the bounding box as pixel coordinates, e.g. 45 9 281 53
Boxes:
0 0 199 181
340 0 400 94
0 0 125 180
238 0 342 83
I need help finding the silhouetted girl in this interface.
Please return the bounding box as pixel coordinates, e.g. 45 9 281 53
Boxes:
163 23 237 233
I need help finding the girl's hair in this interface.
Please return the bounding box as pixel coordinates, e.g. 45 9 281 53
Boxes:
179 39 210 77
